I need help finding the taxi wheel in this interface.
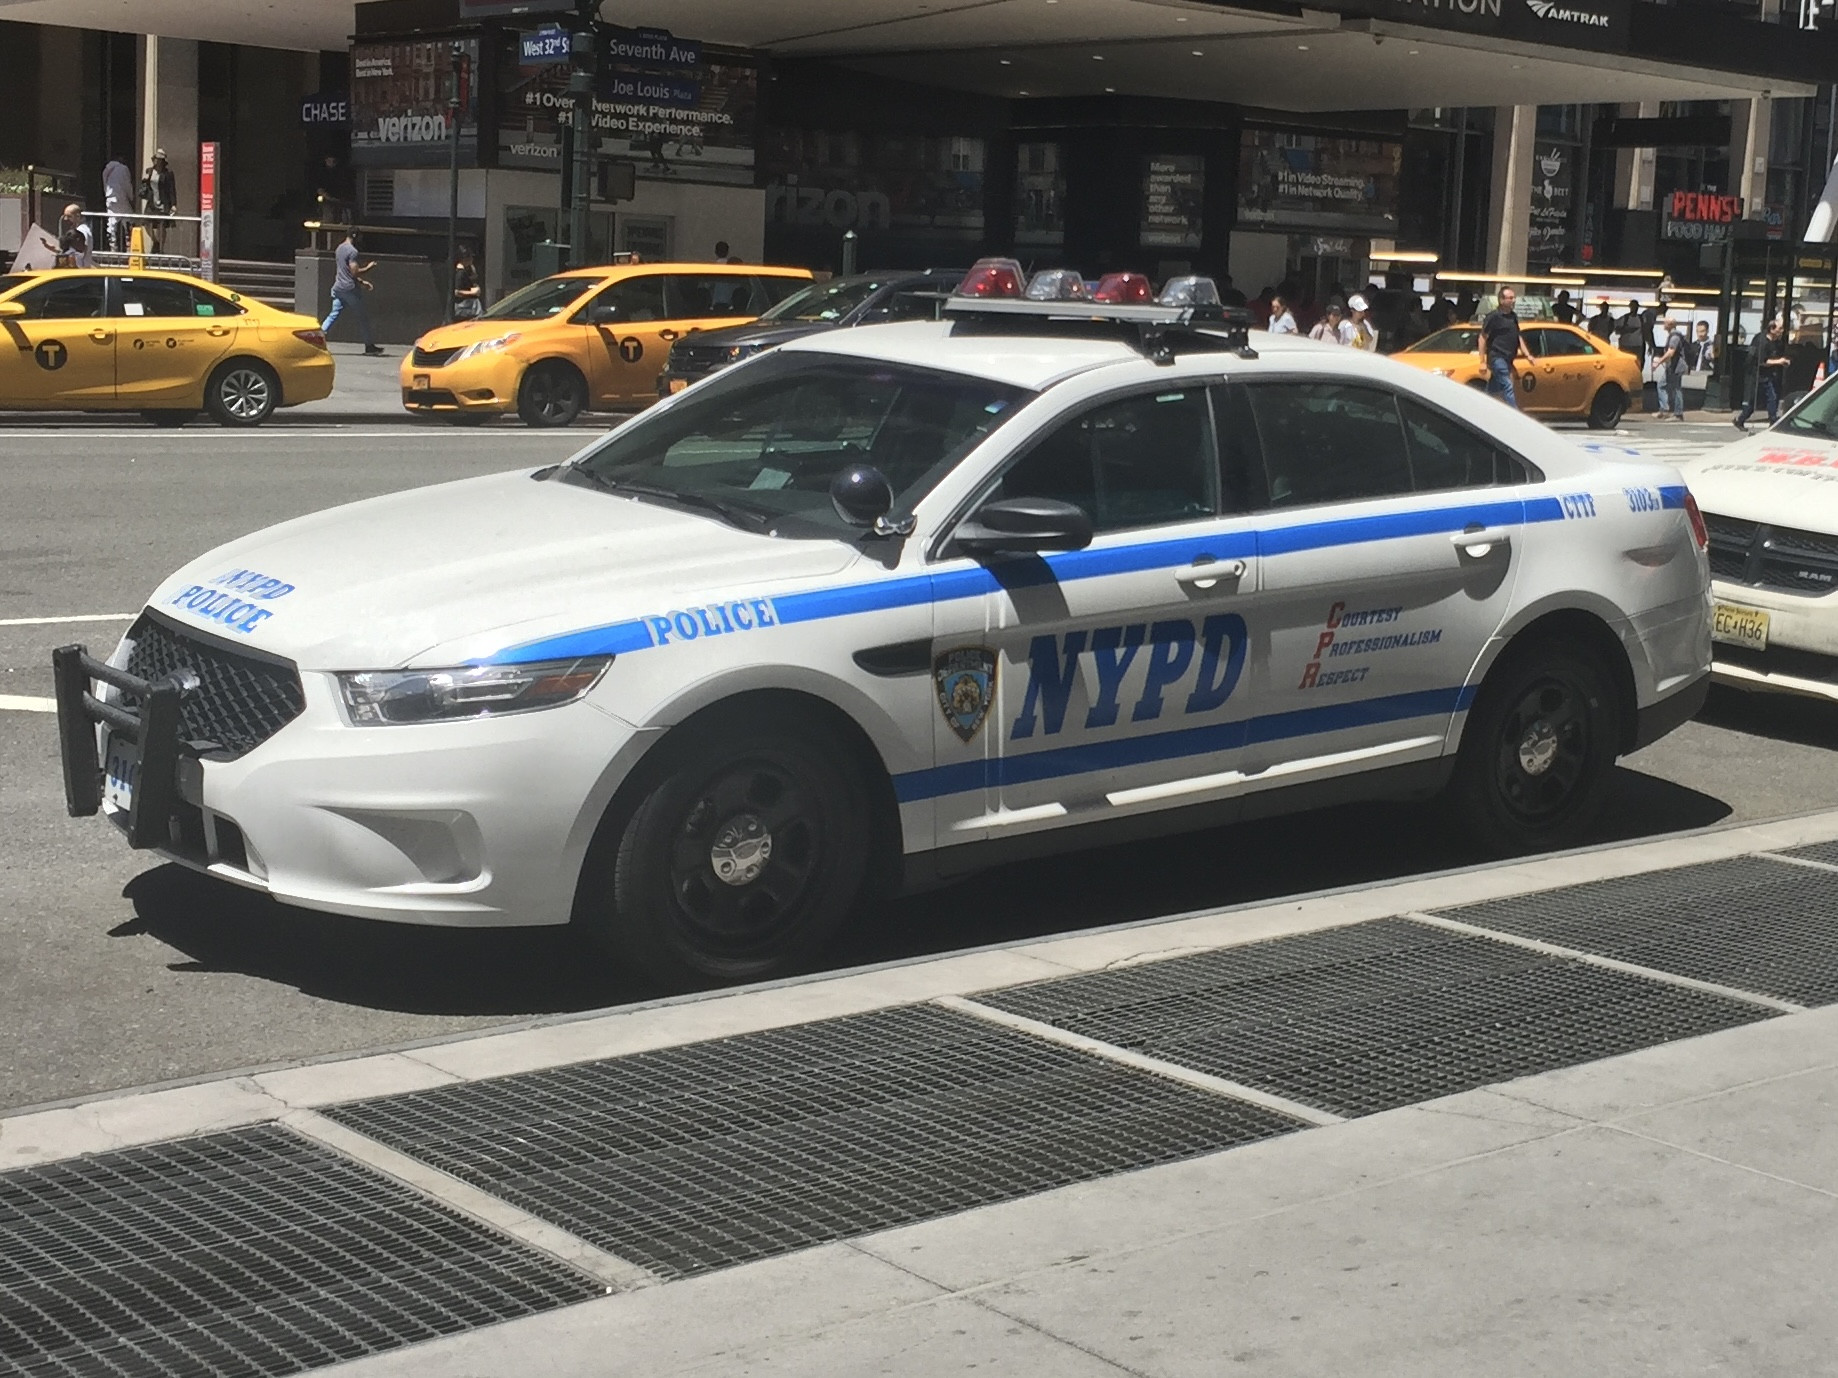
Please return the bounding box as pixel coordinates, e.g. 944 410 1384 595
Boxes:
1448 639 1618 856
584 721 870 989
205 360 278 427
1587 384 1626 430
141 410 195 427
517 362 586 428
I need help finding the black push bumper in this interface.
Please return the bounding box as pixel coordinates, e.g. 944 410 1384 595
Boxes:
52 643 197 849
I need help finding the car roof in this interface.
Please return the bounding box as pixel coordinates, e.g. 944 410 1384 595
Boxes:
552 261 811 280
782 318 1407 392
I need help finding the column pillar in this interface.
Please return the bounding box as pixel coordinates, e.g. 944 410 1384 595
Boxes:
36 26 84 179
140 36 198 215
1730 98 1773 213
1486 105 1536 279
1613 101 1659 211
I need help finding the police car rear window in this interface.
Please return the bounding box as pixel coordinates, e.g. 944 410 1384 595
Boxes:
567 351 1030 537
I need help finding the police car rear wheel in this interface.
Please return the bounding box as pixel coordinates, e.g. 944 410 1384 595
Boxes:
1450 640 1617 855
205 361 278 427
594 724 870 987
517 361 586 427
1587 384 1626 430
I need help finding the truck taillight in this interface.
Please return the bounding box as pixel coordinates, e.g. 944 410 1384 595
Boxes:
294 329 327 350
1684 492 1708 551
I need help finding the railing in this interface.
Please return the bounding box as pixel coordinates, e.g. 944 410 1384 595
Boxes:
79 212 204 263
301 220 425 252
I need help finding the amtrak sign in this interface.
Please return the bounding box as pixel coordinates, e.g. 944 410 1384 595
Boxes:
1333 0 1629 50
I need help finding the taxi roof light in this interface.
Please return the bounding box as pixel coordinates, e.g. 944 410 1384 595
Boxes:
1093 272 1154 303
954 257 1026 298
1024 269 1090 301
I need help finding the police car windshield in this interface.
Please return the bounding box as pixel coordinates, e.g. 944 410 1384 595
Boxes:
1779 374 1838 438
568 351 1030 537
1409 327 1482 353
482 275 594 320
759 276 892 323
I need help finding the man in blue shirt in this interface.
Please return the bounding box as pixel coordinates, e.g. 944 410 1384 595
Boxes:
322 230 384 356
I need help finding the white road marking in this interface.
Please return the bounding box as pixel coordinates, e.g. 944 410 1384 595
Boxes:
284 1109 659 1292
934 994 1345 1127
0 614 136 626
0 695 56 713
1403 911 1807 1014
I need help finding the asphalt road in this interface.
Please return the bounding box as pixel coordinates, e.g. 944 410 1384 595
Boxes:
4 420 1836 1112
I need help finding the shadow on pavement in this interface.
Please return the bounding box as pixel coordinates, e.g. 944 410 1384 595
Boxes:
1698 684 1838 751
121 763 1730 1017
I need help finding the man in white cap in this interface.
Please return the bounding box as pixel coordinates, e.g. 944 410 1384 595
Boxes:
1340 293 1378 352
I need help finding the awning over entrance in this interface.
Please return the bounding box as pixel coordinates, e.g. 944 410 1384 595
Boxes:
2 0 1827 109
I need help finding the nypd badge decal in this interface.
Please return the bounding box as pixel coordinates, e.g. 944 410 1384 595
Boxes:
935 647 996 743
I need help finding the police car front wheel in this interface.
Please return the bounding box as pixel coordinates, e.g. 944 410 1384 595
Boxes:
582 721 871 988
1449 638 1619 856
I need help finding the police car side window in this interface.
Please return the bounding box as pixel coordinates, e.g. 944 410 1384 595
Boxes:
994 389 1218 533
1398 397 1526 491
17 278 104 319
1243 383 1413 508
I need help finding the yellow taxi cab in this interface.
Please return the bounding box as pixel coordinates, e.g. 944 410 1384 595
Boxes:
1394 320 1643 429
401 261 813 426
0 267 334 426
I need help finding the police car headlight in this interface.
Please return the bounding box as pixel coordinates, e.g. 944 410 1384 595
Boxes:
337 656 610 725
454 332 522 361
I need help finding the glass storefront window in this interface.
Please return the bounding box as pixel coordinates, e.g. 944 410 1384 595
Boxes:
761 129 987 240
1015 141 1065 246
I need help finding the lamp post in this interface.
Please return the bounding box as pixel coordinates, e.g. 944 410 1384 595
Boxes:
445 41 465 321
568 26 595 268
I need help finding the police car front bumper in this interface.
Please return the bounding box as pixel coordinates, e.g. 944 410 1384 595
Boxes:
55 650 654 927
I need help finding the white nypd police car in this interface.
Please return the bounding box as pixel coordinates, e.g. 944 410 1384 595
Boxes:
55 264 1713 987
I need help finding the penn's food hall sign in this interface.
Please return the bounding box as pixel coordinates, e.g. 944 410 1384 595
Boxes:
1662 190 1743 241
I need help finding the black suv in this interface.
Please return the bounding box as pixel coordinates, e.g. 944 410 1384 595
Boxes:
656 269 958 397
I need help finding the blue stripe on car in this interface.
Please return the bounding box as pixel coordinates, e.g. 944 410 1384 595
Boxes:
891 684 1480 803
489 496 1566 664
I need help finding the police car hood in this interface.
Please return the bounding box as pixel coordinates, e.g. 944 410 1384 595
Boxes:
1675 428 1838 530
146 468 857 669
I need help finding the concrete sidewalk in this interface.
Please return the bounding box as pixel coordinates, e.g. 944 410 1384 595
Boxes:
8 809 1838 1377
323 1006 1838 1377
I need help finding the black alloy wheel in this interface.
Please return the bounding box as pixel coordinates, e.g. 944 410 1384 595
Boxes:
583 721 871 989
1587 384 1626 430
517 361 586 427
1448 639 1618 856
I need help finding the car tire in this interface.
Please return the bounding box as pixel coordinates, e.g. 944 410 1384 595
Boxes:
141 410 195 427
579 719 871 990
204 360 279 427
1445 637 1620 857
517 361 587 428
1587 384 1626 430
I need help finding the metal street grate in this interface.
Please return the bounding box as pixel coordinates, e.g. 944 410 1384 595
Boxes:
0 1125 600 1378
325 1004 1299 1279
975 918 1769 1118
1433 855 1838 1007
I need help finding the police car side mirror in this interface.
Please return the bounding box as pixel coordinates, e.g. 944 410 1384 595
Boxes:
954 497 1094 555
830 463 895 527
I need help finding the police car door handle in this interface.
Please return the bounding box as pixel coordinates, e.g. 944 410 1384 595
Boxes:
1174 557 1246 589
1452 526 1512 557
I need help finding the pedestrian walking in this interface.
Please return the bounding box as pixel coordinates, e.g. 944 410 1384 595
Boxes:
1266 292 1298 335
102 154 135 252
322 229 384 355
40 203 95 267
1735 318 1790 430
1340 293 1379 351
1479 287 1535 408
1552 289 1577 326
452 243 482 319
1616 299 1649 365
1309 301 1345 343
712 240 741 264
1654 314 1688 420
140 150 177 254
1589 297 1615 341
